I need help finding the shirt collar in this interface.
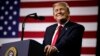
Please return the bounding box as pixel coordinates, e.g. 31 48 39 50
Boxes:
57 18 70 27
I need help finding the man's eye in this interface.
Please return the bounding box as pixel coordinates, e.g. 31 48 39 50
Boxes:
55 9 58 12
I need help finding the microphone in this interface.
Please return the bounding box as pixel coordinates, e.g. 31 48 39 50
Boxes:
26 13 45 20
21 13 45 41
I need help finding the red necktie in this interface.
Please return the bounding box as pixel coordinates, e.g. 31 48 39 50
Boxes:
51 25 63 46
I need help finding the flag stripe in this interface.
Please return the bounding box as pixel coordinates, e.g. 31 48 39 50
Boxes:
19 22 97 31
81 54 95 56
21 0 97 2
19 15 97 22
20 6 98 16
83 31 96 38
20 1 97 8
82 38 96 47
81 47 96 54
18 31 96 38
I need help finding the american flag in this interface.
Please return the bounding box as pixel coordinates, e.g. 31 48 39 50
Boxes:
0 0 19 37
0 0 98 56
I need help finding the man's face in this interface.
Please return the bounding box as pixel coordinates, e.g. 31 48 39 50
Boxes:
53 5 69 23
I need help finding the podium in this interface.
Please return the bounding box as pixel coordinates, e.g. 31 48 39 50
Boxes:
0 40 44 56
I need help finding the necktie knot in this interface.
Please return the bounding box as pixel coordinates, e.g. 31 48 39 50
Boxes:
58 25 63 30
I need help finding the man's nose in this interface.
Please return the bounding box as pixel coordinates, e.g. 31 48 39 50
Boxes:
57 10 62 14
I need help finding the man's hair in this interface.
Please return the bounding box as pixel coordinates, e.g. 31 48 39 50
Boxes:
53 2 70 14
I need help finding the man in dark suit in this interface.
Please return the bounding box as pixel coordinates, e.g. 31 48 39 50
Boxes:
43 2 85 56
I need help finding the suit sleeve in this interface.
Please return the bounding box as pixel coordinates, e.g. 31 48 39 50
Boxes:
43 27 49 47
43 27 52 47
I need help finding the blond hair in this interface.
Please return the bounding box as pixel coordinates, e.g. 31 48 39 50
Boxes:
53 2 70 14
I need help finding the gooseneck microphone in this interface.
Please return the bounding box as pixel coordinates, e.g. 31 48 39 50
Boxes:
21 13 45 41
26 13 45 20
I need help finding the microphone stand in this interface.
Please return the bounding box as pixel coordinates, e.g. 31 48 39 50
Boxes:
21 13 45 41
21 15 29 41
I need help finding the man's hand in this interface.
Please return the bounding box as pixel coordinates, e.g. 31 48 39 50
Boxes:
44 45 58 56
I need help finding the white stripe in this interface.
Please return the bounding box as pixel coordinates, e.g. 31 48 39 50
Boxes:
20 6 98 16
82 38 96 47
81 54 95 56
19 22 97 31
19 23 54 32
21 0 90 2
77 22 97 31
0 38 96 47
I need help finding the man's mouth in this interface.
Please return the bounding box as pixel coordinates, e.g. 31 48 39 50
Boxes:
56 14 63 17
57 13 65 16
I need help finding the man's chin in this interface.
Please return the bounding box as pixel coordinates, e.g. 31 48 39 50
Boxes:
58 18 67 24
57 18 64 20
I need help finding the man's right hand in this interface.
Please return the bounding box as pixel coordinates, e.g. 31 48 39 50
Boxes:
44 45 58 56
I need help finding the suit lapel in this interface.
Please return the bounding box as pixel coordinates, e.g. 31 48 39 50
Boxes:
59 27 67 38
49 24 57 44
57 21 72 43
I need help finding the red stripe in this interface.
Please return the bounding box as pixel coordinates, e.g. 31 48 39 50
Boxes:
18 31 96 38
20 1 98 8
81 47 96 54
18 32 44 37
19 15 97 22
83 31 96 38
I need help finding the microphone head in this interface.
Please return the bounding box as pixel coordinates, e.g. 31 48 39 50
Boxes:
26 13 45 20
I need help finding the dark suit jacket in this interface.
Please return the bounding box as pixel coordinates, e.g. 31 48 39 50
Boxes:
43 21 85 56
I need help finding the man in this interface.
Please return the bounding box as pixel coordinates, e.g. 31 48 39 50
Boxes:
43 2 85 56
